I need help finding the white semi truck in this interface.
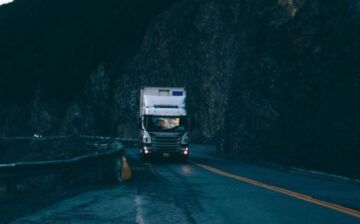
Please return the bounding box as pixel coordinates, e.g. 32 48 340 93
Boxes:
139 87 189 161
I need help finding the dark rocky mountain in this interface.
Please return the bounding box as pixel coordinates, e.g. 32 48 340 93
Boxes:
1 0 359 176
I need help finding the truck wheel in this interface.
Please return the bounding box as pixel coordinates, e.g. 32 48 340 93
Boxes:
178 156 188 163
140 154 146 162
140 153 149 162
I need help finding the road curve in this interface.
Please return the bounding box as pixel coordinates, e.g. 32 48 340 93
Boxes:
12 145 360 224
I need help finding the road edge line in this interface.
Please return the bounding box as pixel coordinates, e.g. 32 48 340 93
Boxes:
189 160 360 219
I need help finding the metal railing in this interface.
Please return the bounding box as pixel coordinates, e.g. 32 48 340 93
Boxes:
0 136 125 194
80 135 138 146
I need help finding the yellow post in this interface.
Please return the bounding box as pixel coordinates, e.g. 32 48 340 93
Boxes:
121 156 132 181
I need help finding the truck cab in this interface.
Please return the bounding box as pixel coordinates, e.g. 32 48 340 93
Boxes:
139 87 189 161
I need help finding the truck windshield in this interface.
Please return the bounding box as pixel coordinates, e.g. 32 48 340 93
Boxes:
145 116 187 132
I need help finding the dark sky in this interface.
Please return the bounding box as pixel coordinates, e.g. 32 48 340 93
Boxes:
0 0 177 105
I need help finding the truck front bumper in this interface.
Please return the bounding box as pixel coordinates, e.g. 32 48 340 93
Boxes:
140 145 189 160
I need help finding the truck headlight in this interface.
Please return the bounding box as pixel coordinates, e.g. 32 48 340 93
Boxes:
143 131 151 144
181 132 188 145
182 147 189 155
144 146 150 154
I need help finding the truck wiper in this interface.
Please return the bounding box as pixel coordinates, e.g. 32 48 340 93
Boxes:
154 105 178 108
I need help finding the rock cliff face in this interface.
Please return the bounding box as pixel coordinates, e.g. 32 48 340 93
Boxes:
111 0 360 175
1 0 359 175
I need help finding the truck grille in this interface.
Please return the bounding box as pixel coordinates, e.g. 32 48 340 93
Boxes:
150 133 181 152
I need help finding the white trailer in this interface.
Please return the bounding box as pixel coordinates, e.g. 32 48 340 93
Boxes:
139 87 189 160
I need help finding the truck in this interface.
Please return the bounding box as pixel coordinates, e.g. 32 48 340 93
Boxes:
139 87 189 161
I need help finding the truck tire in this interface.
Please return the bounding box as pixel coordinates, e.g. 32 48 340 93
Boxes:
180 157 188 163
140 153 149 162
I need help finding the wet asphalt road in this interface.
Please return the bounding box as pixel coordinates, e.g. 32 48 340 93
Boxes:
12 145 360 224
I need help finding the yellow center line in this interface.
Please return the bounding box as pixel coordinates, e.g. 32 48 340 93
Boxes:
188 160 360 219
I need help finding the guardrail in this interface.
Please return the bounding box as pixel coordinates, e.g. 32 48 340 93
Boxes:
80 135 138 146
0 137 125 194
0 135 137 141
0 135 138 147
